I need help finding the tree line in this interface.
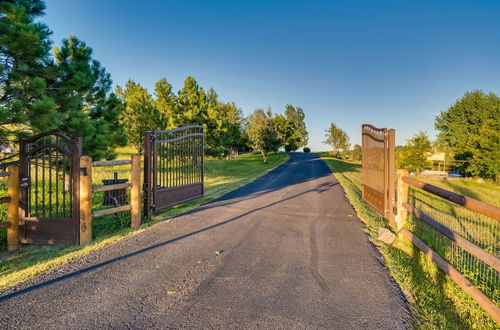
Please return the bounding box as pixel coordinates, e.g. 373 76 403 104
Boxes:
0 0 309 163
323 90 499 181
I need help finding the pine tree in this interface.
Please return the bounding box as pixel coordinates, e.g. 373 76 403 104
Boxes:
0 0 59 139
0 1 127 159
153 77 175 127
116 80 165 153
51 35 127 159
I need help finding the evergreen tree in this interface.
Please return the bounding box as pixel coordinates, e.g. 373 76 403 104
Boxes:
174 76 208 127
51 35 127 159
435 90 500 180
215 102 245 158
116 80 165 153
153 77 175 127
0 1 127 159
0 0 58 139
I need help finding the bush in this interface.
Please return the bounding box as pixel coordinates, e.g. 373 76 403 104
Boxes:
303 147 311 153
205 146 230 158
284 145 294 152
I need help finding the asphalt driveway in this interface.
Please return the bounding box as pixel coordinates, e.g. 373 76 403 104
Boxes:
0 153 410 329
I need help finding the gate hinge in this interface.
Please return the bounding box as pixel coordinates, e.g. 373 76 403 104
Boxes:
20 177 29 188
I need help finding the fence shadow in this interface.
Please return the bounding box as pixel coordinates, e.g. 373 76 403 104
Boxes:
0 171 338 302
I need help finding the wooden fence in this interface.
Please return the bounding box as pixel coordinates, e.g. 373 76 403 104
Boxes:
79 155 141 244
0 166 20 251
396 170 500 323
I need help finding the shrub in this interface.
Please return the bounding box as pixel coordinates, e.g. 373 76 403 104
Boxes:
303 147 311 153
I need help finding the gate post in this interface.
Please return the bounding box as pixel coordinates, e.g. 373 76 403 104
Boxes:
143 131 152 217
79 156 93 244
396 169 409 231
7 164 20 252
387 129 396 228
130 154 141 227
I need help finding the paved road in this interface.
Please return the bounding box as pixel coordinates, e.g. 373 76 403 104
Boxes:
0 153 410 329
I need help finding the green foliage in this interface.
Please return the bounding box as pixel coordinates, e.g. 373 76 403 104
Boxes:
52 35 127 159
396 132 432 172
0 147 289 288
116 80 165 153
0 1 127 159
246 109 281 163
349 144 362 161
273 105 308 152
0 0 56 138
320 155 498 329
213 102 246 157
435 90 500 180
283 105 308 150
303 147 311 153
323 122 350 156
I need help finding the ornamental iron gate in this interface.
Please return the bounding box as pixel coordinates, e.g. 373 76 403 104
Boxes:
19 132 82 244
361 124 395 227
143 126 204 217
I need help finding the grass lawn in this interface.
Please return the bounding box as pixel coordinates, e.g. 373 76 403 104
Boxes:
0 148 288 290
415 176 500 207
320 153 499 330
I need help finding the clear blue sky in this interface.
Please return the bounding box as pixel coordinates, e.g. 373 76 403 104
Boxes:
44 0 500 150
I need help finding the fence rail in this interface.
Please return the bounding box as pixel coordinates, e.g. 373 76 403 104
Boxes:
397 170 500 323
0 165 19 251
79 155 141 244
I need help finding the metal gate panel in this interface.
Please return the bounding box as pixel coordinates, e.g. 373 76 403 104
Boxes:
361 124 395 226
19 132 82 244
144 126 204 216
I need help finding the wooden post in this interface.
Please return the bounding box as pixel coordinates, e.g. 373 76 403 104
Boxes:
7 164 20 252
79 156 92 244
130 154 141 228
396 169 409 231
387 129 396 228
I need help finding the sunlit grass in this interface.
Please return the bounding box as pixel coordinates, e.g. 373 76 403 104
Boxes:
0 149 288 289
320 153 498 329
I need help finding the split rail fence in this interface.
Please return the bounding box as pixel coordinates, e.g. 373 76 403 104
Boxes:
361 124 500 323
79 156 141 244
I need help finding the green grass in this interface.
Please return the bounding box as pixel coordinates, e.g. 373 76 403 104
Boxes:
415 176 500 208
320 153 499 330
0 149 288 290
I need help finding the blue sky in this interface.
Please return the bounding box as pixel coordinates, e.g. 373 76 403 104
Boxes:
44 0 500 150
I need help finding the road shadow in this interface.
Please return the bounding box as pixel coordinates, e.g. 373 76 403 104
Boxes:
0 178 338 302
185 152 333 214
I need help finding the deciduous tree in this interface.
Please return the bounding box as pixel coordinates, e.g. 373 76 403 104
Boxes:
396 132 432 172
435 90 500 180
323 123 350 157
246 109 280 163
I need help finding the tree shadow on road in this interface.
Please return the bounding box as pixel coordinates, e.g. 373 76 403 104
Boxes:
0 179 338 302
185 152 334 214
